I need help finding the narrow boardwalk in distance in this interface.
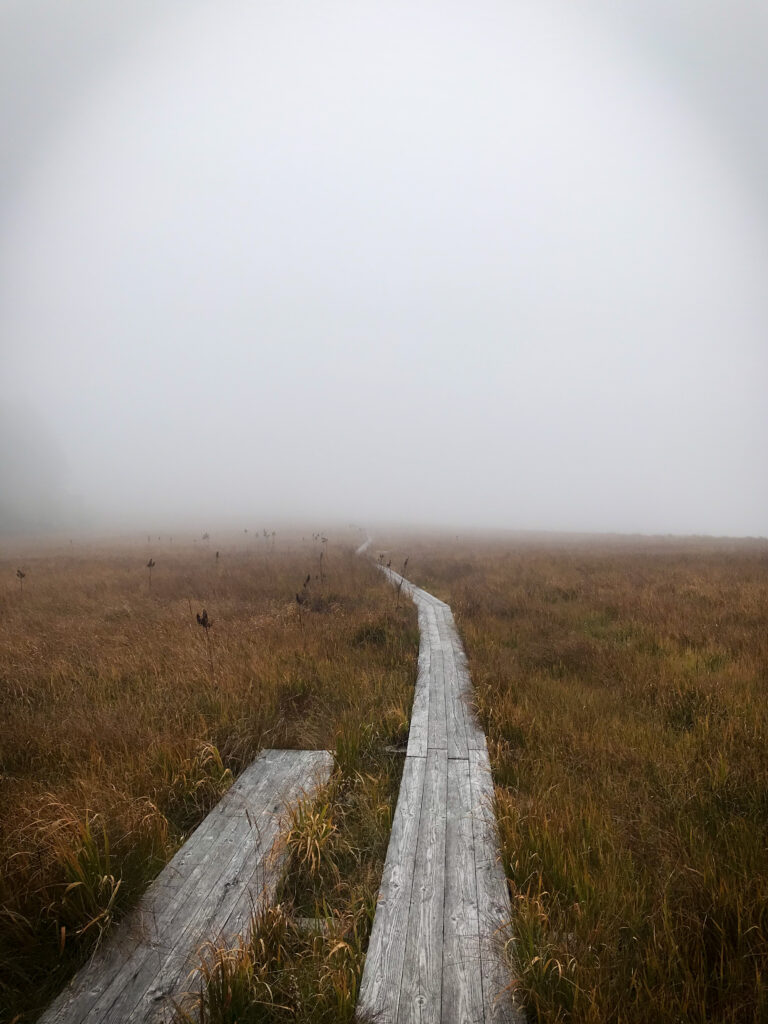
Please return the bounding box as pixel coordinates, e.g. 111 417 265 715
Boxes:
40 748 332 1024
358 565 523 1024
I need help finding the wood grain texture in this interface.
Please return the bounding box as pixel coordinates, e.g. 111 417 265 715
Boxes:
406 604 432 758
442 640 469 760
41 754 289 1024
39 749 332 1024
427 645 448 752
357 754 426 1023
398 747 447 1024
115 751 317 1023
360 560 519 1022
443 756 484 1024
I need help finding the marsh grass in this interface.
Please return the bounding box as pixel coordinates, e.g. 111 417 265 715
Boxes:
182 901 369 1024
386 534 768 1024
0 535 417 1023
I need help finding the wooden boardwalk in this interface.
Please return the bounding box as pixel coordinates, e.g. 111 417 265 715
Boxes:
358 567 522 1023
40 748 333 1024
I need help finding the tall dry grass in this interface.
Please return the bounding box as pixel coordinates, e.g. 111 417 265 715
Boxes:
0 533 417 1023
385 534 768 1023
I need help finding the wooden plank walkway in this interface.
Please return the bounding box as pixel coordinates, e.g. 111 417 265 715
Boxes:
40 748 333 1024
358 566 523 1023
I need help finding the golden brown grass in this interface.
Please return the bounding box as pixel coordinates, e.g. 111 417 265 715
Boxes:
0 532 417 1023
382 533 768 1023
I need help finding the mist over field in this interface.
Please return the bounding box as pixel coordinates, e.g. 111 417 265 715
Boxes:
1 0 766 537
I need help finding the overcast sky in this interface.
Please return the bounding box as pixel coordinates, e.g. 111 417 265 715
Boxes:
1 0 766 536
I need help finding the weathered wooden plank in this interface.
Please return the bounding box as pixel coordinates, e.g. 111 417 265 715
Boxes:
469 749 523 1024
446 627 487 755
410 580 449 611
442 641 468 760
366 551 519 1022
150 747 290 901
429 608 471 741
375 563 447 612
41 750 293 1024
215 842 286 949
144 750 332 1013
397 747 447 1024
432 608 485 756
358 754 426 1023
218 749 335 946
406 605 432 758
425 605 447 755
123 752 331 1022
425 605 444 646
39 749 331 1024
380 566 413 602
105 745 315 1024
427 645 448 752
87 755 299 1021
443 756 484 1024
407 677 429 758
100 751 315 1023
431 605 451 639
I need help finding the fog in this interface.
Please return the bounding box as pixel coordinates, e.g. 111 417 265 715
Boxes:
1 0 766 537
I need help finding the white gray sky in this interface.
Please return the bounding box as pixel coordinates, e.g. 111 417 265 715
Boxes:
1 0 766 536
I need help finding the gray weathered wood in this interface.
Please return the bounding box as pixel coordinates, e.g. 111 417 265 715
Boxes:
427 645 448 752
357 754 426 1023
112 751 317 1023
40 748 332 1024
42 750 293 1023
398 747 447 1024
442 756 484 1024
434 606 487 755
360 559 520 1022
442 640 468 760
406 605 432 758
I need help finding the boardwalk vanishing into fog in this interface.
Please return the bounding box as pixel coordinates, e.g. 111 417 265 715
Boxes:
357 562 523 1023
40 540 518 1023
40 749 333 1024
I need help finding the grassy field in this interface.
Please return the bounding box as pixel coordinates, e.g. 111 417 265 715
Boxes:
0 532 418 1023
4 527 767 1023
380 533 768 1023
